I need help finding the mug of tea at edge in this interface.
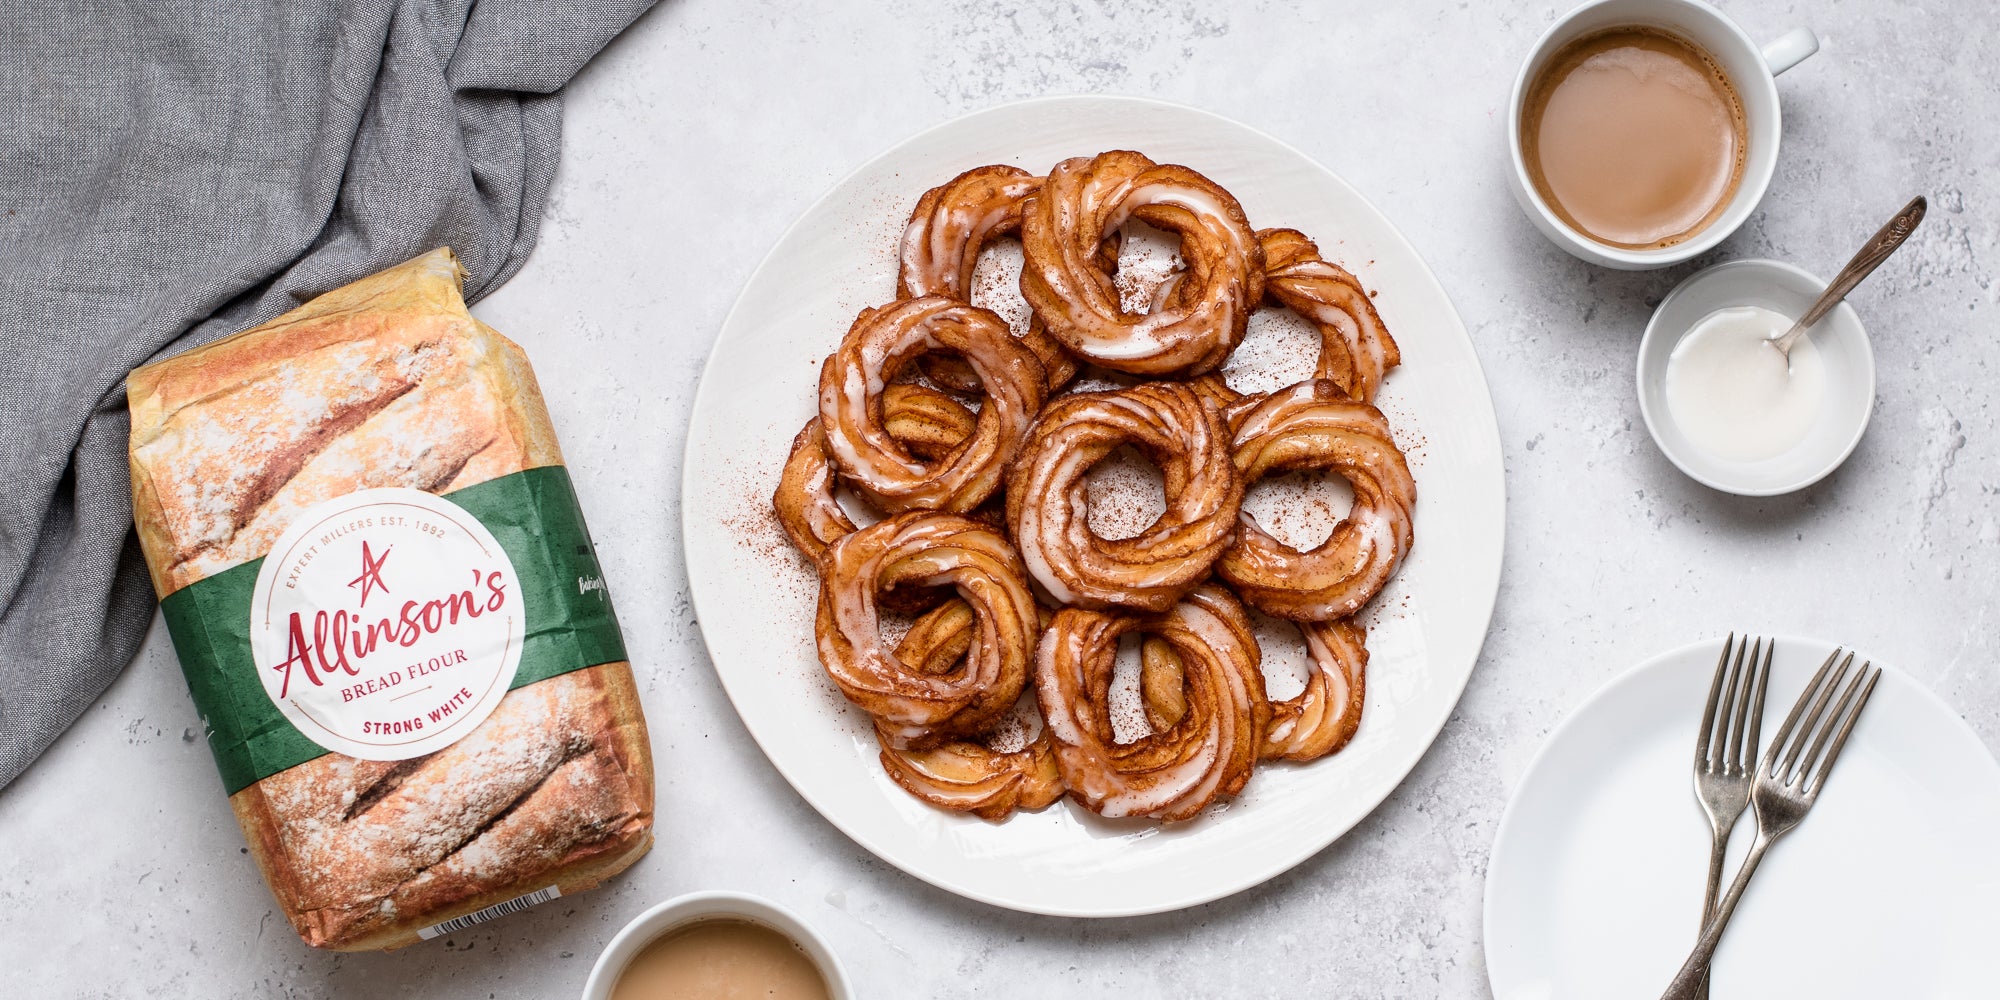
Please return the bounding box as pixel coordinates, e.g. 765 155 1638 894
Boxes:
581 891 854 1000
1506 0 1818 269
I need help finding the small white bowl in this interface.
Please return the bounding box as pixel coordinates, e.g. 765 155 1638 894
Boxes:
1636 258 1875 495
581 891 853 1000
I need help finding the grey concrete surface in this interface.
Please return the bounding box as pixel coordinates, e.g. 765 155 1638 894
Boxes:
3 2 1994 996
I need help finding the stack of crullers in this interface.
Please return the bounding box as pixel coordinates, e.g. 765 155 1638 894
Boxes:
773 152 1417 823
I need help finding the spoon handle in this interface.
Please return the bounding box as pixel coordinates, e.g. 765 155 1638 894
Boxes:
1797 196 1927 331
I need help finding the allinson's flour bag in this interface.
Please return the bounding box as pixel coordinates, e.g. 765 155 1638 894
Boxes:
126 249 653 950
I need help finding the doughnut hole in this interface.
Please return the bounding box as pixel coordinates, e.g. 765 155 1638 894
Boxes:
1246 606 1313 702
1083 445 1168 541
1241 468 1355 552
980 691 1045 754
968 238 1035 339
1220 300 1323 396
1110 220 1185 316
1106 631 1153 746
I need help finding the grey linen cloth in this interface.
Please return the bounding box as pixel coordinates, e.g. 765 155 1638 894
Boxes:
0 0 656 788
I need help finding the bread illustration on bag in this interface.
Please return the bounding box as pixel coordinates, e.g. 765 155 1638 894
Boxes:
126 248 653 951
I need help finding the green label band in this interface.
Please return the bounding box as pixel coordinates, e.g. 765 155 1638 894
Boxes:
159 465 629 794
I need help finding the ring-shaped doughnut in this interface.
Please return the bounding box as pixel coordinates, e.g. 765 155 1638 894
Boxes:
1006 381 1242 612
1130 615 1365 762
1261 618 1368 762
899 164 1080 394
873 599 1064 820
774 418 851 566
898 164 1042 303
1020 150 1264 376
1216 379 1415 620
1126 612 1365 763
1034 584 1270 821
816 512 1040 739
877 729 1064 821
818 296 1046 513
773 383 976 565
1258 228 1400 403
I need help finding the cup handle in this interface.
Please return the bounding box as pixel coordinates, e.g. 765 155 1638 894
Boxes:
1762 27 1819 76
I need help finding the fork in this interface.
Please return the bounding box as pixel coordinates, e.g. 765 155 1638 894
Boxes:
1658 650 1882 1000
1689 635 1771 1000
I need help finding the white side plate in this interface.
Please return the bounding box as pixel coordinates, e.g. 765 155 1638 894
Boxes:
1485 636 2000 997
682 95 1505 916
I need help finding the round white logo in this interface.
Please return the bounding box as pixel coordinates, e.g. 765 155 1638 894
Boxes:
250 487 524 761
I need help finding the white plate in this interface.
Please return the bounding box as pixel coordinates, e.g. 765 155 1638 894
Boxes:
682 95 1505 916
1484 636 2000 998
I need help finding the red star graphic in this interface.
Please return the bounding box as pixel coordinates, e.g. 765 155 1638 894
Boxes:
347 541 392 607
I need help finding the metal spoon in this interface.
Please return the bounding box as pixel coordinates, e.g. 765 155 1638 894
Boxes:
1771 195 1927 360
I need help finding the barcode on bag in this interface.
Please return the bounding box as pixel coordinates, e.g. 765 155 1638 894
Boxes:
417 885 562 940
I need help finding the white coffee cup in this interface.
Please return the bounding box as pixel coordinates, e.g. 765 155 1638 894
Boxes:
1506 0 1818 269
581 891 854 1000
